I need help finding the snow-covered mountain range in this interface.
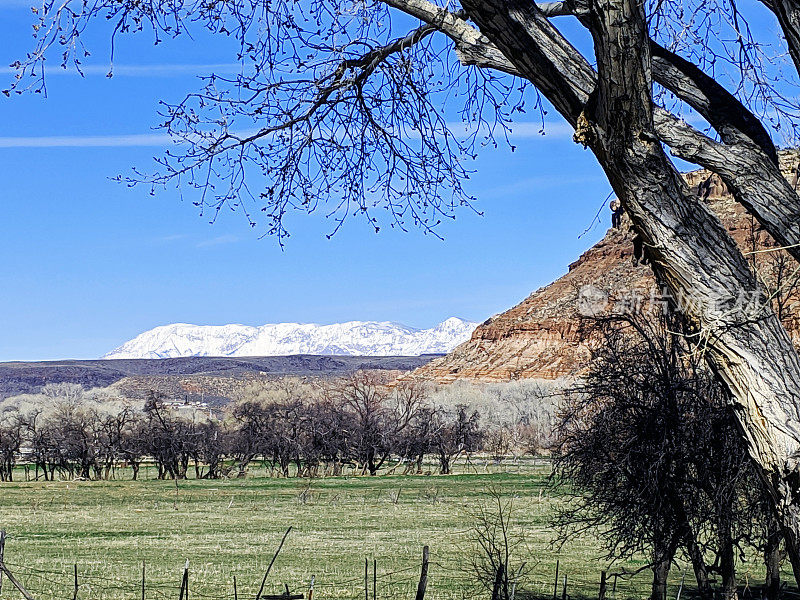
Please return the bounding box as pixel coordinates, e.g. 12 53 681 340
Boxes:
102 318 478 359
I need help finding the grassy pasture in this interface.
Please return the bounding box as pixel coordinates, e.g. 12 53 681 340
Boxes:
0 463 755 600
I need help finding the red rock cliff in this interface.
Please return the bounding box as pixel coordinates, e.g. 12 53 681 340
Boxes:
411 151 800 384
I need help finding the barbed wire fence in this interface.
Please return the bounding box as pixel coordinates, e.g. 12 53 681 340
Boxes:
0 528 791 600
0 526 636 600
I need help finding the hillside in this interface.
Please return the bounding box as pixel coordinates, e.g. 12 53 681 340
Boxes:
411 152 800 383
0 354 440 402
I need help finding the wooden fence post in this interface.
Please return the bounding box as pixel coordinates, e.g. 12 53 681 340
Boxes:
373 559 376 600
364 558 368 600
307 576 314 600
599 571 607 600
72 563 78 600
0 530 5 596
561 574 567 600
415 546 429 600
552 561 559 600
178 560 188 600
141 561 145 600
233 576 238 600
0 534 34 600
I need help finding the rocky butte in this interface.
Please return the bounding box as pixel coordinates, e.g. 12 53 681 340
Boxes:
412 151 800 384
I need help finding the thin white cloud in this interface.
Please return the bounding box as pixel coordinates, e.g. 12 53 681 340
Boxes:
196 235 239 248
0 63 245 77
0 132 172 148
444 120 574 140
0 122 568 149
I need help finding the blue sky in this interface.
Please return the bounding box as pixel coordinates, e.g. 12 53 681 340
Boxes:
0 2 619 361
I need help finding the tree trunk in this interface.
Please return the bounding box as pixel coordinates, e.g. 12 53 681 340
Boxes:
684 529 712 599
718 516 738 600
765 515 782 600
651 542 676 600
460 0 800 580
583 0 800 582
367 450 378 476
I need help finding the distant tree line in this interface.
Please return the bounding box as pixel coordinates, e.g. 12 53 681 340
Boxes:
0 372 557 482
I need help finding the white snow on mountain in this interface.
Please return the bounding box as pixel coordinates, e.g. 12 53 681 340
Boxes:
102 318 478 359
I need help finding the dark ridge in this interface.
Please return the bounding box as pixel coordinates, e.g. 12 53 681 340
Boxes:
0 354 442 400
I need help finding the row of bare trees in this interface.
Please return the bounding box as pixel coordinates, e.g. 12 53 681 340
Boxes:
230 376 483 477
0 373 492 481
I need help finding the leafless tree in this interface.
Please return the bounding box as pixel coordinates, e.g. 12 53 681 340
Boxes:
554 309 780 600
196 420 228 479
229 400 270 476
14 0 800 555
332 371 395 476
143 390 199 479
119 413 146 480
467 489 529 600
430 405 482 475
0 415 23 482
96 406 137 480
299 395 353 477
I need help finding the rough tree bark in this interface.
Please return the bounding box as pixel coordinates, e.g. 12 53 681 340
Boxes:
765 515 783 600
445 0 800 271
650 541 677 600
455 0 800 583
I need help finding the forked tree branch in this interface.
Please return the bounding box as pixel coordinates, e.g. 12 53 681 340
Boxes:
202 21 441 152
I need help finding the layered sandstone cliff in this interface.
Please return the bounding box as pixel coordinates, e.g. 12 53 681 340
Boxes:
412 151 800 384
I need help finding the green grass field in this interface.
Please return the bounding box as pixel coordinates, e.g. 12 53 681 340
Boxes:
0 463 765 600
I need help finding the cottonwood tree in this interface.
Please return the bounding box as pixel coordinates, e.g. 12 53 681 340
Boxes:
11 0 800 577
332 371 396 476
0 415 23 482
143 391 199 479
430 404 482 474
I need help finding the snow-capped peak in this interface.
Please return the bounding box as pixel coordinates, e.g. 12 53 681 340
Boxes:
102 318 478 359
